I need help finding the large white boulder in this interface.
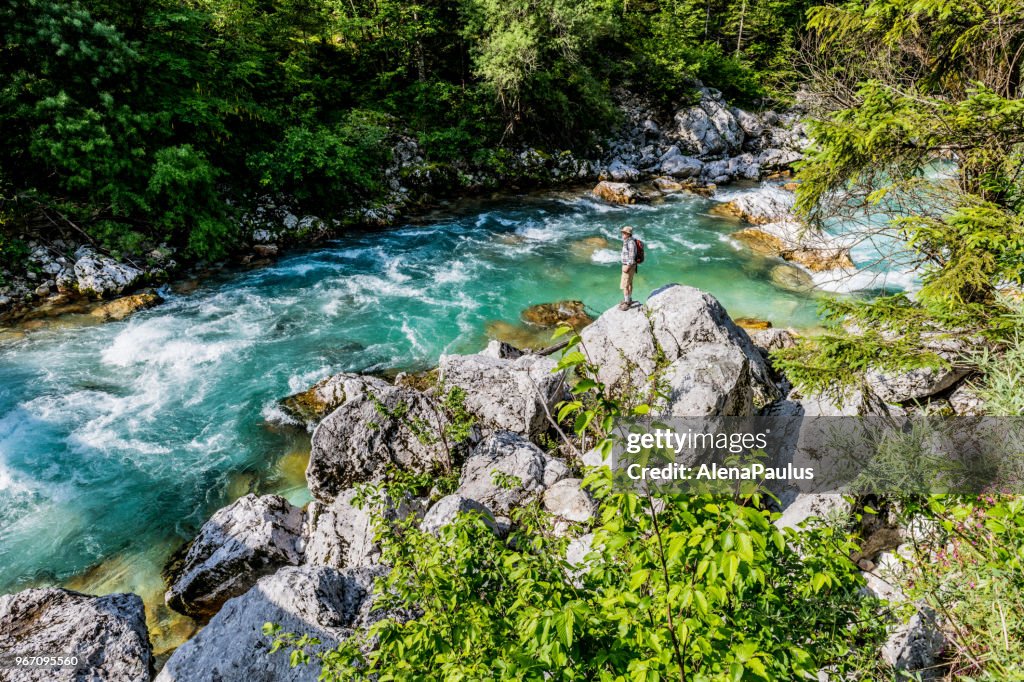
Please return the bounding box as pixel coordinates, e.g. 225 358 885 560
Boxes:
438 351 566 440
73 247 143 297
716 185 796 225
304 488 426 569
455 431 570 515
165 494 304 620
280 373 391 430
673 96 745 157
0 588 152 682
579 284 779 415
542 478 597 523
308 382 457 502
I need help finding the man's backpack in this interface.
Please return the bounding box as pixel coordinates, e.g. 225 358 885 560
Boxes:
634 239 646 265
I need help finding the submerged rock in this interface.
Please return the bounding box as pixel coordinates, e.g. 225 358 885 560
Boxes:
521 300 594 330
308 382 456 502
485 319 559 350
439 351 566 440
735 317 772 330
156 565 381 682
165 494 304 620
570 235 611 260
579 284 779 415
769 264 816 293
280 373 391 430
0 588 152 682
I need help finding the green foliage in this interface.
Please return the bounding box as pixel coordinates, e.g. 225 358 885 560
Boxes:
972 302 1024 415
269 477 881 680
250 111 391 212
777 0 1024 401
1 0 810 266
881 495 1024 679
617 0 811 105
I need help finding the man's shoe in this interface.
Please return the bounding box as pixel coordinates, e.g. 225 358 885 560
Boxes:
618 301 630 310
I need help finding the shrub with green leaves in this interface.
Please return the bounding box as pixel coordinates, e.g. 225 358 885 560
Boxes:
269 471 883 681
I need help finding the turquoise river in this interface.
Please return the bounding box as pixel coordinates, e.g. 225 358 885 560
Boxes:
0 185 910 652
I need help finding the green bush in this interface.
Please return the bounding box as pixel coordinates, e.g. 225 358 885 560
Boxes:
250 111 391 213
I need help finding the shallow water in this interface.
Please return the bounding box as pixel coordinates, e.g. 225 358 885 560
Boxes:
0 187 901 647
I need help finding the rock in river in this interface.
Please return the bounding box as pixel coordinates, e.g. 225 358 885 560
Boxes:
165 493 304 620
521 300 594 330
592 181 639 205
0 588 152 682
89 290 163 321
733 221 855 272
281 372 391 430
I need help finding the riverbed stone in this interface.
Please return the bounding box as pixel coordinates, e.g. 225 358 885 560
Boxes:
165 493 304 620
438 351 566 440
281 373 391 430
769 263 816 293
455 431 569 515
73 248 143 297
580 284 779 414
156 565 381 682
714 185 795 225
521 300 593 330
0 588 152 682
308 382 456 501
593 181 639 205
733 221 855 272
89 290 163 321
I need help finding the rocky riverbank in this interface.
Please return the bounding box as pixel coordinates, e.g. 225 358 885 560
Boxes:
0 86 811 326
0 283 982 680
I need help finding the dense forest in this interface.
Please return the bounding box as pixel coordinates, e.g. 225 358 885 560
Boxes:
1 0 809 264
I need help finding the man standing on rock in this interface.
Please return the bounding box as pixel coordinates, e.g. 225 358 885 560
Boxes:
619 225 637 310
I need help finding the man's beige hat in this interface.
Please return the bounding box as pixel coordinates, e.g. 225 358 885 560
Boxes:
620 225 633 235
